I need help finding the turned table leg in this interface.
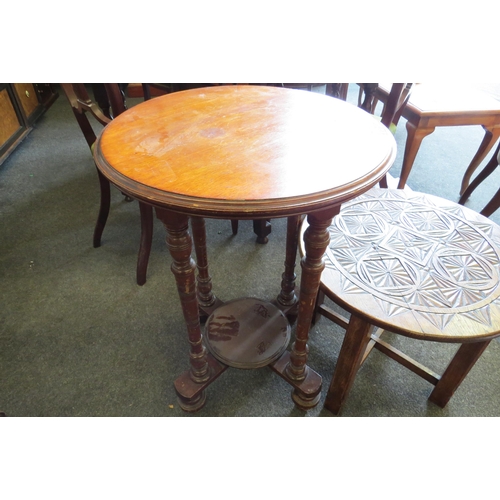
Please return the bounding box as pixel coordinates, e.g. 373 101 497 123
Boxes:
156 208 226 412
276 215 301 315
190 216 222 318
284 209 338 409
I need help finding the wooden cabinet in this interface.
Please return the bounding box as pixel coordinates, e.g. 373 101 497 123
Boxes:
0 83 58 166
13 83 40 121
0 85 25 162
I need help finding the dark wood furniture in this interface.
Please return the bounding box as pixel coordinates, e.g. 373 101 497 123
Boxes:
93 85 396 412
60 83 154 286
372 83 500 193
358 83 412 127
0 83 58 166
303 188 500 415
459 140 500 217
127 83 350 101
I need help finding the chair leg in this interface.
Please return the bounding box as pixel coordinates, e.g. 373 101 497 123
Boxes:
460 128 500 195
324 313 373 415
93 168 111 248
480 188 500 217
231 219 239 235
397 122 435 189
136 202 154 286
459 148 499 204
428 340 491 408
458 140 500 219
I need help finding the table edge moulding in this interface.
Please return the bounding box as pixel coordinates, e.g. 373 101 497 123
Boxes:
92 85 397 412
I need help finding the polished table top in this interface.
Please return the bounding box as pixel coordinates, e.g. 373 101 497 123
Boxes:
94 85 396 217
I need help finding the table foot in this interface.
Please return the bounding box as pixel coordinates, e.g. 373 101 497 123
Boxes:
291 387 321 410
269 351 322 410
177 390 207 412
174 354 228 413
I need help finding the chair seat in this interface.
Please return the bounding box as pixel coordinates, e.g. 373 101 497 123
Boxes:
301 188 500 414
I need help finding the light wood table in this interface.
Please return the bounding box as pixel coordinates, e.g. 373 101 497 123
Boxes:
376 83 500 193
93 85 396 412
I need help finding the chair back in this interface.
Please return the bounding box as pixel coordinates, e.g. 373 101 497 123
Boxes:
359 83 412 130
60 84 126 149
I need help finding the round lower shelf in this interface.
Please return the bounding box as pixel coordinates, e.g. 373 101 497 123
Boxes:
204 298 291 369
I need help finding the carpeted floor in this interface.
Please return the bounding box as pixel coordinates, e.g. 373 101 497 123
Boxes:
1 83 500 417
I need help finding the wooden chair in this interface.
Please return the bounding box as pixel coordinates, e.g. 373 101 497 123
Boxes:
302 188 500 415
356 83 411 188
458 140 500 217
358 83 412 129
60 83 153 286
369 83 500 193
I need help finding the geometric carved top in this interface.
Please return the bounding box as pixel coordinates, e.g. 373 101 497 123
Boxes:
312 188 500 342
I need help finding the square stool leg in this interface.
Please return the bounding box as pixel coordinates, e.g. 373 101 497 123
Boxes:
428 340 491 408
324 314 372 415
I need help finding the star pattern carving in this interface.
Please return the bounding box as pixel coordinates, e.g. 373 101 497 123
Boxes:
322 189 500 337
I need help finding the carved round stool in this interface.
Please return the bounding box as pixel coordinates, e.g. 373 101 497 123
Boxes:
302 188 500 415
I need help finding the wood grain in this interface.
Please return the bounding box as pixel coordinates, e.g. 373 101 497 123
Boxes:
94 85 396 219
0 89 21 145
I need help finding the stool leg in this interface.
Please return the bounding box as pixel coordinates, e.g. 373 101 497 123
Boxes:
428 340 491 408
324 314 373 415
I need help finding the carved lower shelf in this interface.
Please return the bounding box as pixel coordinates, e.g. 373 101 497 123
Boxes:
204 298 291 369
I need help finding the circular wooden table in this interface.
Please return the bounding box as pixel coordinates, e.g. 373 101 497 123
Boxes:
93 85 396 412
302 188 500 414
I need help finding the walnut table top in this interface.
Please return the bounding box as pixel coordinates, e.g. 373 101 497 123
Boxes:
93 85 396 219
